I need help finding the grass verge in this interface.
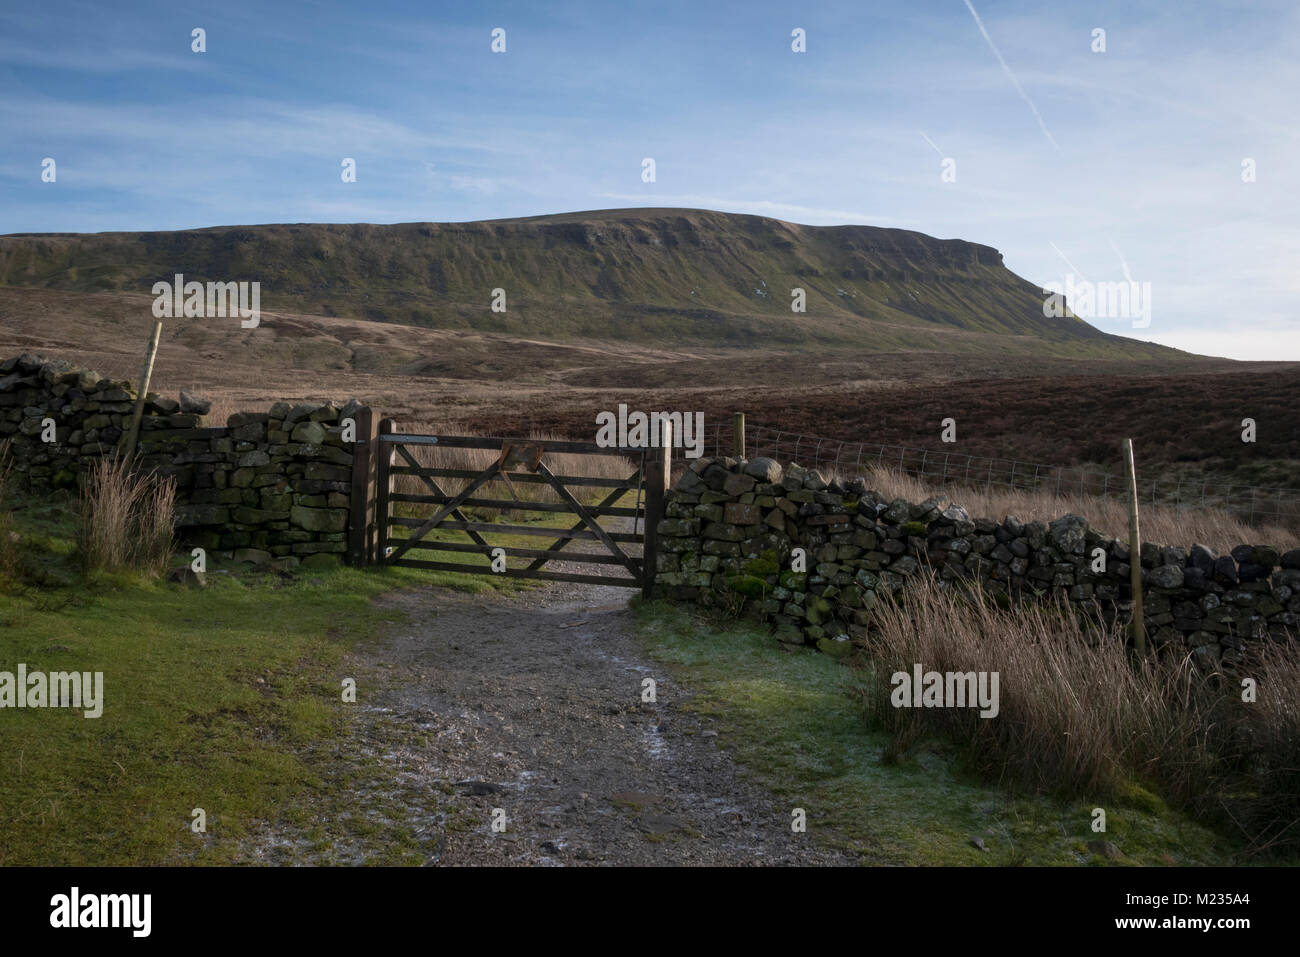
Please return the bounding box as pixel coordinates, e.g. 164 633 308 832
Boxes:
634 599 1245 866
0 493 514 865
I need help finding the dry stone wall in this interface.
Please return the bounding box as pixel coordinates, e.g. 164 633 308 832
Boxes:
655 455 1300 666
0 353 362 569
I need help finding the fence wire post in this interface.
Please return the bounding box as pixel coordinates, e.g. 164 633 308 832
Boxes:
696 420 1298 530
1123 438 1145 658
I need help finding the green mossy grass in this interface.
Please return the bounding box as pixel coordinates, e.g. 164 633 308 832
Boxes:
634 600 1242 866
0 494 518 865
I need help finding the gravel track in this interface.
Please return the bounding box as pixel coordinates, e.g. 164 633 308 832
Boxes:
343 579 856 866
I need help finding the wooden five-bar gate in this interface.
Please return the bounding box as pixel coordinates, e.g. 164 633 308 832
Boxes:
347 411 671 597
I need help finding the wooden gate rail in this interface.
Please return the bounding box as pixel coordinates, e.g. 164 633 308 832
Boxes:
388 441 496 557
393 467 635 488
388 494 642 516
386 516 645 541
381 561 640 589
402 541 629 564
372 428 671 594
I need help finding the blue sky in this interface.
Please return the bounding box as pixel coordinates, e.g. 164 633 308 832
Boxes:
2 0 1297 359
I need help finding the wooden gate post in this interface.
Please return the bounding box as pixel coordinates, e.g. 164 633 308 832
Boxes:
346 406 377 566
733 412 745 459
123 320 163 461
1122 437 1146 658
642 422 672 600
375 417 396 564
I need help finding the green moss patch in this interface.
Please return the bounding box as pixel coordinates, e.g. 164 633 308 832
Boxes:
635 601 1241 866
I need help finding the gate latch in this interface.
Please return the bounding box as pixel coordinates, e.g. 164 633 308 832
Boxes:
495 442 545 501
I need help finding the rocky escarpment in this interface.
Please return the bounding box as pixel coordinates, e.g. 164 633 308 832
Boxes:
654 456 1300 667
0 209 1177 355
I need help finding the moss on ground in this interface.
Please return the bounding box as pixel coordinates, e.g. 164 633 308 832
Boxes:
634 600 1244 866
0 494 516 865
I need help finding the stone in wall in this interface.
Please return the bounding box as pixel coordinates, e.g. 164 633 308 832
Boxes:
1 353 368 569
655 455 1299 669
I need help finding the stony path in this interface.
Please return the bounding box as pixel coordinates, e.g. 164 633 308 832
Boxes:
343 581 857 866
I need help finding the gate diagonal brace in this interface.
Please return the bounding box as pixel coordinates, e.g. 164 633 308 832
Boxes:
393 444 494 556
535 461 641 578
388 461 503 563
526 468 643 571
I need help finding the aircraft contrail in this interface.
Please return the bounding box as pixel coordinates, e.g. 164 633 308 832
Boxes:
1108 238 1134 283
1050 242 1086 280
961 0 1060 151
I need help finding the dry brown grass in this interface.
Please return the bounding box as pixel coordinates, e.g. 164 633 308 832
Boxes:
1231 641 1300 853
77 457 177 577
200 396 244 428
854 578 1300 856
843 465 1300 554
0 440 15 580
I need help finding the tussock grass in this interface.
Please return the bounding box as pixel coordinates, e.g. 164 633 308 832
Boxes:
839 464 1299 555
0 441 15 580
854 578 1300 857
1226 640 1300 855
635 600 1237 864
76 457 176 577
200 396 243 428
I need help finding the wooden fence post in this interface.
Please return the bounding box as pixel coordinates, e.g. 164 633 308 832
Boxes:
642 421 672 600
733 412 745 459
1123 437 1146 658
346 406 377 566
375 417 396 564
122 320 163 461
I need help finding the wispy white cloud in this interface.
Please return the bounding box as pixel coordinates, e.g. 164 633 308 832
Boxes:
449 175 502 195
0 94 529 160
2 0 1298 357
0 37 202 73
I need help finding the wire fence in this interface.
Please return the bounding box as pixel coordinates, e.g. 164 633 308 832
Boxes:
697 418 1300 528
